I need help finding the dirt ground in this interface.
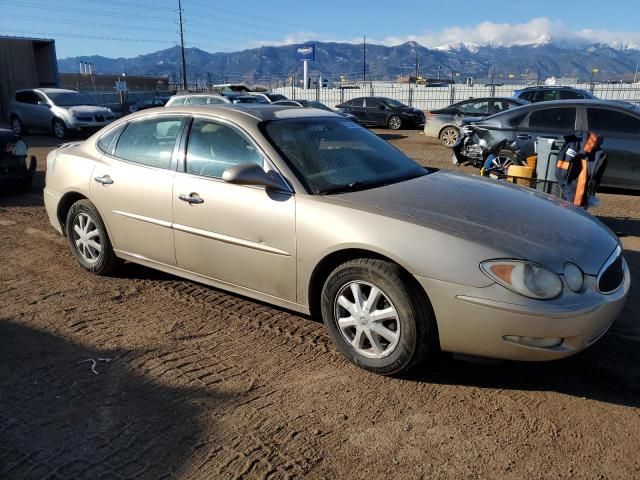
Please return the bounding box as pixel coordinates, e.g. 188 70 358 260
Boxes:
1 129 639 480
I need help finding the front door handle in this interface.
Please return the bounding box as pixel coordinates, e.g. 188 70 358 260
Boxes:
94 175 114 185
517 134 532 140
178 193 204 205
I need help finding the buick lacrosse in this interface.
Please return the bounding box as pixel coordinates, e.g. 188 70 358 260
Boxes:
44 105 630 375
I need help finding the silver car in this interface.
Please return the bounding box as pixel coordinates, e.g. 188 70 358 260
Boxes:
43 105 630 375
424 97 528 147
9 89 115 139
164 93 231 107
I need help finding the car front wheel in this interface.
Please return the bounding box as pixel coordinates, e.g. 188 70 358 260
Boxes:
65 199 118 275
387 115 402 130
321 258 438 375
52 118 67 139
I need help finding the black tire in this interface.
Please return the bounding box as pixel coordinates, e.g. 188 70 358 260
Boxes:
52 118 67 140
65 199 118 275
320 258 438 375
10 115 26 135
387 115 402 130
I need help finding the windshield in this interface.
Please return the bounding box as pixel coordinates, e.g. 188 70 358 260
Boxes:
380 97 406 108
262 118 427 194
46 92 97 106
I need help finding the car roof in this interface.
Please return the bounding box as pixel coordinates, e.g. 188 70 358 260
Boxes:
455 96 527 103
172 92 225 98
16 88 77 94
519 86 585 90
133 104 340 123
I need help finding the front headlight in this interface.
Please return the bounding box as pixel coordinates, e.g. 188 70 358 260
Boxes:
481 260 563 300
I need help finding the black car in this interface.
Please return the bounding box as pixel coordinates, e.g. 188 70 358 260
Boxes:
454 99 640 190
129 96 171 113
335 97 425 130
0 128 36 192
273 99 360 122
514 86 597 103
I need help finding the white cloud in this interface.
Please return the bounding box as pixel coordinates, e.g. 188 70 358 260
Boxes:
249 18 640 51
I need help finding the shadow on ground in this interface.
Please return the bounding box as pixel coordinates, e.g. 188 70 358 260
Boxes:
0 321 225 479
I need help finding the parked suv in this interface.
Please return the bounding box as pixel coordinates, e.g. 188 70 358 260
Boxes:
514 86 597 103
335 97 425 129
9 89 115 139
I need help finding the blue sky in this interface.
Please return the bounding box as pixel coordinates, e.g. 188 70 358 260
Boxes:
2 0 640 58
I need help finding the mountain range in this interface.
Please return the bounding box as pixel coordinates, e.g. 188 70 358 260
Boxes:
58 40 640 84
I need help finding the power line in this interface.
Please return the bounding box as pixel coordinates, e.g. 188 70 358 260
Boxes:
2 29 175 44
10 14 175 33
9 1 175 22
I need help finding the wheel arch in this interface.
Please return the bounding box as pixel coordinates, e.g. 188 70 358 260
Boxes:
56 191 89 236
307 247 433 321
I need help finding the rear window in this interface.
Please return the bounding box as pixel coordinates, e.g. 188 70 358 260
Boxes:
587 108 640 134
114 116 184 169
528 108 576 130
165 97 186 106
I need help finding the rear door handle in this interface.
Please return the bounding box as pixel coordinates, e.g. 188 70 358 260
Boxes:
94 175 114 185
178 193 204 205
517 134 532 140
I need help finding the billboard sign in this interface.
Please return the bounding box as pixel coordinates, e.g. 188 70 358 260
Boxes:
297 44 315 61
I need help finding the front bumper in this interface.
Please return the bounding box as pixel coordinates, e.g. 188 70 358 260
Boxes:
416 258 630 361
67 118 114 132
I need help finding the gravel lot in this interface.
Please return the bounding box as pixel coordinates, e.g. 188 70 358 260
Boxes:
1 129 639 480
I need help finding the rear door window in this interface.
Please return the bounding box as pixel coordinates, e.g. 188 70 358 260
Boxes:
587 108 640 135
350 98 364 108
15 91 39 104
558 90 584 100
459 100 489 115
533 90 557 102
528 107 576 130
114 116 184 169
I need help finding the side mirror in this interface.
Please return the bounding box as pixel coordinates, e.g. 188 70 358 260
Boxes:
37 101 50 108
222 163 288 191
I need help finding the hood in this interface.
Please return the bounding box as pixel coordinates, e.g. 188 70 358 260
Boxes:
334 171 618 275
65 105 111 114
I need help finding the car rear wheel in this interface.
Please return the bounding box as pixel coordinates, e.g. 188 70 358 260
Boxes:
321 258 437 375
388 115 402 130
11 116 26 135
439 126 459 147
65 199 118 275
52 118 67 140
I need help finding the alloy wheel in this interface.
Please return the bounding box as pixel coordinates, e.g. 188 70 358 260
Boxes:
334 281 401 359
72 213 102 265
440 127 458 147
53 120 66 139
388 116 402 130
489 155 516 175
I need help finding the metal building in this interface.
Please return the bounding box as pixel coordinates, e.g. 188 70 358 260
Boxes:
0 36 58 120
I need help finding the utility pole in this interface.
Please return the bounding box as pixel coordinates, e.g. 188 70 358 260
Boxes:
634 64 638 83
178 0 187 90
415 50 419 82
362 36 366 82
437 65 441 80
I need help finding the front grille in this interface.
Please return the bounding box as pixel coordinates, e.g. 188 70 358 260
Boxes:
598 251 624 293
94 114 105 122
